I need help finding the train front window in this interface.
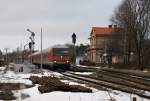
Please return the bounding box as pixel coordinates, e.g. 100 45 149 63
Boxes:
54 49 69 57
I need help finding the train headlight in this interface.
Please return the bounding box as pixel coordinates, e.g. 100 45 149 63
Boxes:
54 61 57 63
67 61 69 63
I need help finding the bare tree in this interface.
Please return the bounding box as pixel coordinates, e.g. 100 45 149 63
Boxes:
111 0 150 70
107 28 125 64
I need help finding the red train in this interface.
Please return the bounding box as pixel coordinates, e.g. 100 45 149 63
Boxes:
29 45 72 69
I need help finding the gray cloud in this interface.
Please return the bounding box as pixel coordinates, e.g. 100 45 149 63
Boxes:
0 0 122 51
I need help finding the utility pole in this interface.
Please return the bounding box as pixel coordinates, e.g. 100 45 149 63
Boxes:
20 43 23 63
40 28 43 71
17 47 19 64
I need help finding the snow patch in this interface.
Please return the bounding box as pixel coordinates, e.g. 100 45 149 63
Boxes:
74 72 93 75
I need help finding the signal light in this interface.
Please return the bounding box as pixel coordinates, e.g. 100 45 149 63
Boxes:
72 33 76 44
29 42 32 49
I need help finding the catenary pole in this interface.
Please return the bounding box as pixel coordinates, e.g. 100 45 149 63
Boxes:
4 48 9 72
40 28 43 71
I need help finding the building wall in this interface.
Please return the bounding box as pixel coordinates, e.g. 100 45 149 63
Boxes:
88 33 96 63
88 35 113 63
88 30 124 64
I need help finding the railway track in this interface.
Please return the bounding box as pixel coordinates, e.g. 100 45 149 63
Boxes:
44 65 150 99
101 68 150 81
62 71 150 99
97 69 150 87
74 66 98 72
75 66 150 87
76 66 150 78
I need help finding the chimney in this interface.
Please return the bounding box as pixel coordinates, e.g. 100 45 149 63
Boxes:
108 25 112 28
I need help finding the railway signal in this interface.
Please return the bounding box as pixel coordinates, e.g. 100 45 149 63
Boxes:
29 42 32 50
27 29 36 64
27 29 35 52
72 33 77 66
72 33 76 45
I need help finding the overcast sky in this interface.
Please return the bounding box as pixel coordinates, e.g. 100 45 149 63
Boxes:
0 0 122 52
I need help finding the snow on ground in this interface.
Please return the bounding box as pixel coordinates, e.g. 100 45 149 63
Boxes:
0 70 32 85
77 65 101 69
13 63 38 73
0 66 6 71
16 70 63 79
58 80 150 101
74 72 94 75
19 85 150 101
0 68 63 85
0 67 150 101
76 65 88 68
20 71 150 101
61 80 88 88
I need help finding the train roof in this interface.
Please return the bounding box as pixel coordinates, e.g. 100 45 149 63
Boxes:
29 44 70 56
45 45 69 52
51 44 69 48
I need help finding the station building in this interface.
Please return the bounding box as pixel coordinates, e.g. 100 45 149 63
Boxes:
87 25 124 64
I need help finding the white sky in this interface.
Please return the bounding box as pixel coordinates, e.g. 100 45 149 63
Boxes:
0 0 123 52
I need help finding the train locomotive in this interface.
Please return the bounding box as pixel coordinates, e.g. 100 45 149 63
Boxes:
29 45 72 69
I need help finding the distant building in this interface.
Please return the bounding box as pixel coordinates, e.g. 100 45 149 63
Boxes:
87 25 124 64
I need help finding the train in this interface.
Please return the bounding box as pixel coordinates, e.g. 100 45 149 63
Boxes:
29 45 73 69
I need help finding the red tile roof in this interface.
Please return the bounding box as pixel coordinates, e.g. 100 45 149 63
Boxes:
91 27 122 36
